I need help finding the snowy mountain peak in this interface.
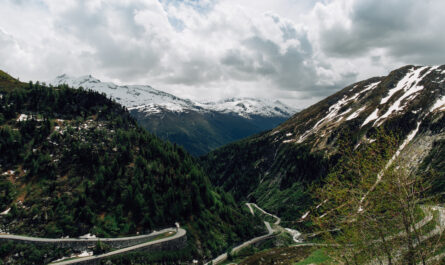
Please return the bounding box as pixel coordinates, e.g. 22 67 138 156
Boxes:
51 74 198 114
197 97 296 118
50 75 297 118
273 65 445 151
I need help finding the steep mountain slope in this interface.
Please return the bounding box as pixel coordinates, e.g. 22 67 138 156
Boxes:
201 65 445 222
50 75 296 155
0 70 263 264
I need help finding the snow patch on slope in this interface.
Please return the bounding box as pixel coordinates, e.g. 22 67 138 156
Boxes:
298 96 351 143
0 208 10 215
298 81 382 142
387 121 422 171
380 66 430 104
359 121 422 207
361 81 381 94
347 106 366 121
361 66 440 128
361 109 379 127
79 233 97 239
431 96 445 112
373 66 439 126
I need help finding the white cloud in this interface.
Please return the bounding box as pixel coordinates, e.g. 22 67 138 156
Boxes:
0 0 444 107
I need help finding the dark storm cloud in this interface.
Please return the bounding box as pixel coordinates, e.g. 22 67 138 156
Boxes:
221 18 322 92
297 71 359 100
319 0 445 64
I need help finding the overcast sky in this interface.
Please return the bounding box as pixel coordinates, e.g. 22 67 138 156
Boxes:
1 0 444 107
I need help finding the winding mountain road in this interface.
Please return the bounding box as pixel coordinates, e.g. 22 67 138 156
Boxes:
248 203 306 243
0 228 176 245
0 227 186 265
246 203 281 225
50 228 186 265
205 221 275 265
204 203 282 265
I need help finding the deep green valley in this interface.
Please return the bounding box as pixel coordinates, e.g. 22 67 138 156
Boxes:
1 65 445 265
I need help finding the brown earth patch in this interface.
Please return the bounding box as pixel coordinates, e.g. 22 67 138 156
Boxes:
99 212 106 221
16 191 26 203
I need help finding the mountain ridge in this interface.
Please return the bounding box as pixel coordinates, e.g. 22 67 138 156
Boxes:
50 74 297 119
201 64 445 223
50 74 297 155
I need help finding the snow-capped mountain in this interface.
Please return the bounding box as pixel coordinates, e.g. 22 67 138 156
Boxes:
273 65 445 152
196 98 295 119
50 74 297 155
50 74 296 118
51 74 198 114
202 65 445 216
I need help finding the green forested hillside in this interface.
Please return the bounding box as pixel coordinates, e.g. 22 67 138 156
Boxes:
131 108 290 156
201 65 445 225
201 133 330 223
0 70 263 263
200 65 445 264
